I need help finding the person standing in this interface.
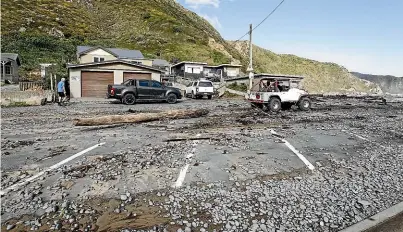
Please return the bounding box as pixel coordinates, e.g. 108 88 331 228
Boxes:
57 78 66 105
64 79 70 102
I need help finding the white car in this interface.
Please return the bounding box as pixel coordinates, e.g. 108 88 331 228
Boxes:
247 77 311 112
185 80 214 99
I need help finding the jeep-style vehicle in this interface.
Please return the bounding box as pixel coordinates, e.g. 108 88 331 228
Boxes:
246 77 311 112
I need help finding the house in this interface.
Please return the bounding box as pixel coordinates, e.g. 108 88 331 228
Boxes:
170 61 208 80
204 64 242 79
152 59 171 75
1 53 21 82
76 46 153 66
67 60 163 98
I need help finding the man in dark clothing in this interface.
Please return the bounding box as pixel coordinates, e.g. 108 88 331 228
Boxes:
64 79 70 101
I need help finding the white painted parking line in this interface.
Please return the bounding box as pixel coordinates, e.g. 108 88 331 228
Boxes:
342 129 371 141
270 129 315 170
173 141 199 188
173 164 190 188
0 143 105 196
341 129 387 149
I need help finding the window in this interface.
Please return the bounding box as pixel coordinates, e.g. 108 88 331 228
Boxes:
93 57 105 62
5 66 12 75
138 80 149 87
151 81 162 88
186 67 201 74
123 79 133 86
199 81 213 87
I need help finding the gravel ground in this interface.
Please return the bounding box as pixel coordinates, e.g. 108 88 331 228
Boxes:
1 97 403 231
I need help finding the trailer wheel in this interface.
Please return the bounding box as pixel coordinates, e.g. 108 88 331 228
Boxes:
268 98 281 112
298 97 311 111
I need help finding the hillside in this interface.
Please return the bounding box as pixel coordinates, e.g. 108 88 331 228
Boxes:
1 0 246 77
351 72 403 94
1 0 381 93
232 41 380 93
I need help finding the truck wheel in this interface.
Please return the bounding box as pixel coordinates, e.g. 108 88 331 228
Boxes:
123 93 136 105
298 97 311 111
268 98 281 112
281 102 293 110
208 95 212 100
166 93 178 104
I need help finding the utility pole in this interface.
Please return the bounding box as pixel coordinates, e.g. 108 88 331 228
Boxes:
247 24 254 93
1 61 6 82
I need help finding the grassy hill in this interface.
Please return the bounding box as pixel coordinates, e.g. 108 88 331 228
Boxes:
1 0 246 78
232 41 380 93
1 0 380 93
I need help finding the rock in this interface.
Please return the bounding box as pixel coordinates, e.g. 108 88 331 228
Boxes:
258 196 266 202
120 195 128 201
184 227 191 232
114 208 121 214
6 224 15 230
357 200 371 207
18 27 26 33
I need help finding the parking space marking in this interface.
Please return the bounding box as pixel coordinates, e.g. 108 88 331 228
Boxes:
173 140 199 188
270 129 315 170
0 143 105 196
341 129 387 149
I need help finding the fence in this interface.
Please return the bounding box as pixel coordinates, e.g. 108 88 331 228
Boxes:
19 81 45 91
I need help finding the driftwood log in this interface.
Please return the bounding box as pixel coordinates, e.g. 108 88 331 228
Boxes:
73 109 209 126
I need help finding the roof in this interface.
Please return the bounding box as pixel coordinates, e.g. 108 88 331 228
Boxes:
205 64 242 68
152 59 170 66
1 53 21 65
253 73 305 79
77 46 144 59
171 61 208 68
67 60 163 73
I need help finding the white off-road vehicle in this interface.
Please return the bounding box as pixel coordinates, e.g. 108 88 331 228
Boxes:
246 77 311 112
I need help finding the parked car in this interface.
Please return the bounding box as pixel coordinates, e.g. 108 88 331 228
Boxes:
185 79 214 99
107 79 182 105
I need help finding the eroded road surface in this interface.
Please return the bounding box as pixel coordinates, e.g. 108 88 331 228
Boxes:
1 97 403 231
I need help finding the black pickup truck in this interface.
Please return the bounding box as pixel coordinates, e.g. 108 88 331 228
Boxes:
107 79 182 105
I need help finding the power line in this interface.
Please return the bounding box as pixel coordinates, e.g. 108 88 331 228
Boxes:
198 0 286 63
232 0 286 44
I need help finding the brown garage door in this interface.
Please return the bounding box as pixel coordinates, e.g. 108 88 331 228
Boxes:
123 72 152 82
81 71 114 98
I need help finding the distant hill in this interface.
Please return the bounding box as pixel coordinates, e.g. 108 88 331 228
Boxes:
1 0 381 93
232 41 381 93
351 72 403 94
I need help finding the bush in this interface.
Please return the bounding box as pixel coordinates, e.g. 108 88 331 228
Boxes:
227 82 247 92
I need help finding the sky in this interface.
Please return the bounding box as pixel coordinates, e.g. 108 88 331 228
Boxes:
177 0 403 76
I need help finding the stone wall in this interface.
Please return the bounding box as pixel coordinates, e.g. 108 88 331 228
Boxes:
0 90 53 106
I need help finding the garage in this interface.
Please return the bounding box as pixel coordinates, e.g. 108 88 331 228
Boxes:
81 71 114 98
68 60 163 98
123 72 151 82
